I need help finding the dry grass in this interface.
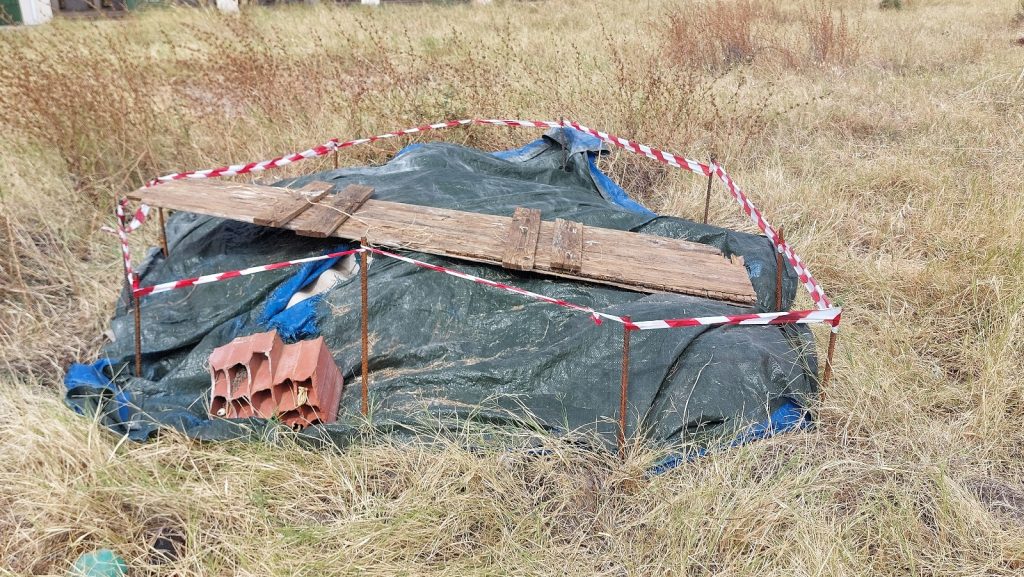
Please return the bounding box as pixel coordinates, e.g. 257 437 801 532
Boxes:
665 0 860 71
2 0 1024 574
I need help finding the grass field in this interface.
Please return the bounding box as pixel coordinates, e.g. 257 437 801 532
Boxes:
2 0 1023 574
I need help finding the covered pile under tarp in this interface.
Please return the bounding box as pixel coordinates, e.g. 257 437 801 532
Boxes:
66 128 818 449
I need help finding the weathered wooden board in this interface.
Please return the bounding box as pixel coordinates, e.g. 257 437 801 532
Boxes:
294 184 375 238
550 218 583 274
128 180 757 304
501 207 542 271
265 181 333 227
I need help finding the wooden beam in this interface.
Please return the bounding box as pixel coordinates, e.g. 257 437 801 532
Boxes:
550 218 583 274
501 207 542 271
294 184 375 238
128 180 757 304
263 181 333 228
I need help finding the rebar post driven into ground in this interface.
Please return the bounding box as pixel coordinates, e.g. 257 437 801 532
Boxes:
775 226 785 310
618 318 632 459
159 208 169 258
116 200 144 378
360 239 370 417
133 294 142 377
703 156 715 224
821 330 838 399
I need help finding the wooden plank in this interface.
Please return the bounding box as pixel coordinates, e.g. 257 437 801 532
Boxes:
294 184 375 238
128 181 296 225
550 218 583 274
534 223 754 303
129 180 757 304
259 181 333 227
322 205 756 303
501 207 542 271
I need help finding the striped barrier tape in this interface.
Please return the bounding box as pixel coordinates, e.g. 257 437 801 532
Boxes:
126 204 149 232
115 199 137 291
561 120 710 175
132 248 363 298
139 118 702 190
712 166 831 309
132 244 841 332
546 120 832 309
361 246 609 325
143 119 479 188
362 246 841 331
115 117 837 321
121 118 704 232
628 307 842 332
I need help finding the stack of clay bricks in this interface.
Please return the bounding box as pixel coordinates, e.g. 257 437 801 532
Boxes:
208 330 344 429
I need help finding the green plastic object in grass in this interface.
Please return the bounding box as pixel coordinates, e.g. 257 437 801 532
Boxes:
69 549 127 577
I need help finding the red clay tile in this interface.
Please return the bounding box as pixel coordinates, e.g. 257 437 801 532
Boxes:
208 331 343 429
229 398 256 419
250 388 276 418
279 406 316 429
209 330 285 419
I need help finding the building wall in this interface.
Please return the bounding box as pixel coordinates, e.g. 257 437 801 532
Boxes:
20 0 52 24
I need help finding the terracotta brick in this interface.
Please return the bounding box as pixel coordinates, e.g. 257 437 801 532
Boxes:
279 406 320 429
208 331 343 429
229 398 256 419
250 387 277 419
209 330 284 419
272 337 344 428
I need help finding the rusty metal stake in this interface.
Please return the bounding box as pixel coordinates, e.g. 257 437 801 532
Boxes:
333 149 339 170
133 291 142 377
821 330 838 400
158 208 169 258
702 156 716 224
360 238 370 417
774 226 785 310
560 116 568 172
618 319 632 459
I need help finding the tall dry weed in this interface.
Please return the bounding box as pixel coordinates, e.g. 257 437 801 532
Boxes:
664 0 861 70
802 2 860 66
666 0 773 71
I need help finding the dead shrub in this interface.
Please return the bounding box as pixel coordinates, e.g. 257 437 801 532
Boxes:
665 0 775 71
665 0 860 71
0 27 174 188
802 2 860 66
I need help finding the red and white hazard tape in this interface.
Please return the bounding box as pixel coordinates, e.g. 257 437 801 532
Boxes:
627 307 841 332
140 118 706 189
132 244 840 332
115 199 137 290
116 117 839 327
132 248 362 298
712 167 831 309
362 246 610 324
143 119 480 188
364 246 841 331
561 120 710 175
